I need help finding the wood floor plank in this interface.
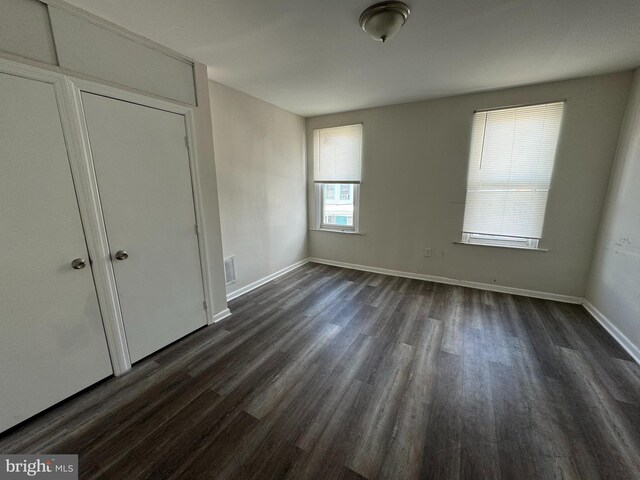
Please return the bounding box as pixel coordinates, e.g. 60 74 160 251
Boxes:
294 337 374 450
510 295 564 379
480 295 514 367
562 303 634 361
460 327 500 480
378 317 443 480
490 358 543 480
286 379 368 480
345 342 415 478
107 351 290 479
439 286 466 356
557 347 640 479
0 359 163 453
503 337 581 480
420 350 464 480
1 262 639 480
552 302 640 405
83 388 224 479
244 322 342 419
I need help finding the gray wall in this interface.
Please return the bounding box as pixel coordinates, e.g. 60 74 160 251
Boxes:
210 81 307 297
306 72 632 298
587 68 640 358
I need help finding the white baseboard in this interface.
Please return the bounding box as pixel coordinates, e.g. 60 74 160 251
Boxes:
308 257 583 304
220 256 639 365
582 300 640 365
210 308 231 324
226 258 311 302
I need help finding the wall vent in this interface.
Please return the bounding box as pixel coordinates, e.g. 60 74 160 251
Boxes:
224 256 236 285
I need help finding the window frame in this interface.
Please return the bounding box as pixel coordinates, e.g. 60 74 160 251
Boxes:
459 101 564 250
315 183 360 233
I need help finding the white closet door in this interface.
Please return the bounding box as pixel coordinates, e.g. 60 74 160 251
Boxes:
0 72 112 433
81 93 207 363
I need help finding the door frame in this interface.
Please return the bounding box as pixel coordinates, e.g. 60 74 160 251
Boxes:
0 57 216 376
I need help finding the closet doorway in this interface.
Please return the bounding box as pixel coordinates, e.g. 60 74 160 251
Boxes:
81 93 208 363
0 70 113 432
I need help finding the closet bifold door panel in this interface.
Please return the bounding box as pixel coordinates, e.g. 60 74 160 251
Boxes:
0 70 112 432
81 93 207 363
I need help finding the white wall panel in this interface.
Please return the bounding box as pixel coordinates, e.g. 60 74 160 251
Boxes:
49 6 196 105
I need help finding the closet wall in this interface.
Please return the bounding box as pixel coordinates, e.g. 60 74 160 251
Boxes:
0 67 113 433
0 0 227 318
0 0 228 432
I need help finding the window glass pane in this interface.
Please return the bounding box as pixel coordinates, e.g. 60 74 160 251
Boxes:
323 183 354 227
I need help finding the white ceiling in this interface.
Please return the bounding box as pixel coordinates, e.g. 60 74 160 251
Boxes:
64 0 640 117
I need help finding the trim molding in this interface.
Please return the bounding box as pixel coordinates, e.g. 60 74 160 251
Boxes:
226 259 311 301
308 257 583 304
62 76 132 375
211 254 640 367
582 300 640 365
211 308 232 324
307 258 638 365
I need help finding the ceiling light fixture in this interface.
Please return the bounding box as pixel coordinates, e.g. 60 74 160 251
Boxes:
359 1 411 43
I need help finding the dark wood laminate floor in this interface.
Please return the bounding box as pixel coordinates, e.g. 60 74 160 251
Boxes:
1 263 640 479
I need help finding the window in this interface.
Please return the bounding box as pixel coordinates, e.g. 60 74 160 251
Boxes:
313 124 362 231
461 102 564 249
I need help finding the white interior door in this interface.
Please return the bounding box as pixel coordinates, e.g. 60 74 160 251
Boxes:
81 93 207 363
0 72 113 433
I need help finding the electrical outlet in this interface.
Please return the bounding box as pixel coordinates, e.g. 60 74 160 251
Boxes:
424 248 432 257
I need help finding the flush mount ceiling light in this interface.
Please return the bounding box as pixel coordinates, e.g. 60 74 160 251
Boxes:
359 1 411 43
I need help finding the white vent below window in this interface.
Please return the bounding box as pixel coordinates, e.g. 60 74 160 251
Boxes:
224 256 236 285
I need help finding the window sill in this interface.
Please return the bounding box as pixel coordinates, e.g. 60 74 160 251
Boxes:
453 241 548 252
310 228 364 235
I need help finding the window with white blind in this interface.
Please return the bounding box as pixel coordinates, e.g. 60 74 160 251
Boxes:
313 124 362 232
461 102 564 249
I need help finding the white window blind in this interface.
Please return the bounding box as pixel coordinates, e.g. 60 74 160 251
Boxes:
462 102 564 241
313 124 362 183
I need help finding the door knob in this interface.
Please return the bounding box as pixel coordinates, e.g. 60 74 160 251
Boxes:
71 258 87 270
114 250 129 260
